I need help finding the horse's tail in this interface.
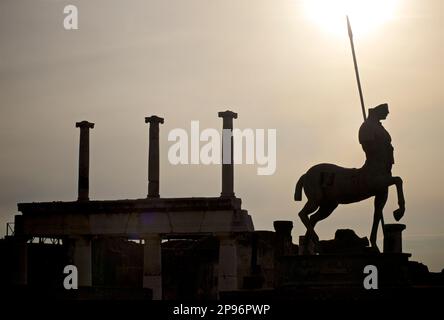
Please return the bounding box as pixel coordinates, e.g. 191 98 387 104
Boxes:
294 174 305 201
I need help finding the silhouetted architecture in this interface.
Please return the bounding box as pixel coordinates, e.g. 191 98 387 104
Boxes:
76 121 94 201
145 115 164 198
218 110 237 198
0 111 442 302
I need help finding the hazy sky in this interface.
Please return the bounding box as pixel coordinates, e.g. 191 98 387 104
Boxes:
1 0 443 271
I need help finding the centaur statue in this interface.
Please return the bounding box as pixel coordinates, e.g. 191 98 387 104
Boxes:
294 104 405 250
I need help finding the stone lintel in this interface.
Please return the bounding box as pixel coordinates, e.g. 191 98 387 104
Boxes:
18 197 243 215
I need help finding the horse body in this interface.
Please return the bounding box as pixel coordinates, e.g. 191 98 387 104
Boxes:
294 162 405 249
297 163 377 204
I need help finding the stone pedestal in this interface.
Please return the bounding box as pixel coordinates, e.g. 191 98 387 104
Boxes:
217 233 238 292
383 224 406 253
143 235 162 300
298 235 315 255
273 220 295 256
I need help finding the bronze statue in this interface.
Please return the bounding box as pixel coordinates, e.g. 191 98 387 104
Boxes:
294 103 405 250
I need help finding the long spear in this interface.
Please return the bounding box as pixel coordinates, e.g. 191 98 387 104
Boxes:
347 15 367 121
347 16 386 234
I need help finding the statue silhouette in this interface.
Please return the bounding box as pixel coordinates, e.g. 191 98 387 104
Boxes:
359 103 394 174
294 104 405 251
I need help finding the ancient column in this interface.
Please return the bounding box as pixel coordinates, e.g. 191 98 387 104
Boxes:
274 220 295 256
145 116 164 198
218 111 237 198
217 232 238 293
71 237 92 287
143 235 162 300
75 121 94 201
11 215 27 286
298 235 315 255
383 224 406 253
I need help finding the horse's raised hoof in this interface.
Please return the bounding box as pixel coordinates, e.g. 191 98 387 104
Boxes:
393 207 405 221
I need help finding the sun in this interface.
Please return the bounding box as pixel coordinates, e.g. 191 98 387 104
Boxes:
303 0 398 36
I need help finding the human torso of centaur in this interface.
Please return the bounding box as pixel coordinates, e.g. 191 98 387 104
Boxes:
358 118 394 174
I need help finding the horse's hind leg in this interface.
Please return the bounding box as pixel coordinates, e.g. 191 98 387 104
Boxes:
306 202 338 252
309 202 338 229
298 200 319 241
371 189 388 250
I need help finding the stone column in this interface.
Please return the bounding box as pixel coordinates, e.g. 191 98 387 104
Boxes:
217 233 238 292
71 237 92 287
11 215 27 286
218 111 237 198
298 235 315 255
143 235 162 300
274 220 294 256
145 116 164 198
75 121 94 201
11 239 27 286
383 224 406 253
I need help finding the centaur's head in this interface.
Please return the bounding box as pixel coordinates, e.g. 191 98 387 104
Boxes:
368 103 389 120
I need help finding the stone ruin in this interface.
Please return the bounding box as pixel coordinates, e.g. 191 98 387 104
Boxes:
0 111 442 301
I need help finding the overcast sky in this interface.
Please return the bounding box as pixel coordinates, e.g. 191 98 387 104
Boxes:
1 0 443 271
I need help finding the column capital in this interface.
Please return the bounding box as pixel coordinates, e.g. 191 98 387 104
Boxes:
384 223 406 232
218 110 238 119
145 115 164 124
76 121 95 129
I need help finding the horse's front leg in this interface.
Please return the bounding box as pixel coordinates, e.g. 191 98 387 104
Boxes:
371 190 388 251
392 176 405 221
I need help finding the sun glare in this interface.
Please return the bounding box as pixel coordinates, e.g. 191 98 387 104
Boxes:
303 0 398 36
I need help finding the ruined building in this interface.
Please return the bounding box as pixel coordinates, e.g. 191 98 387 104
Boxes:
0 111 442 301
